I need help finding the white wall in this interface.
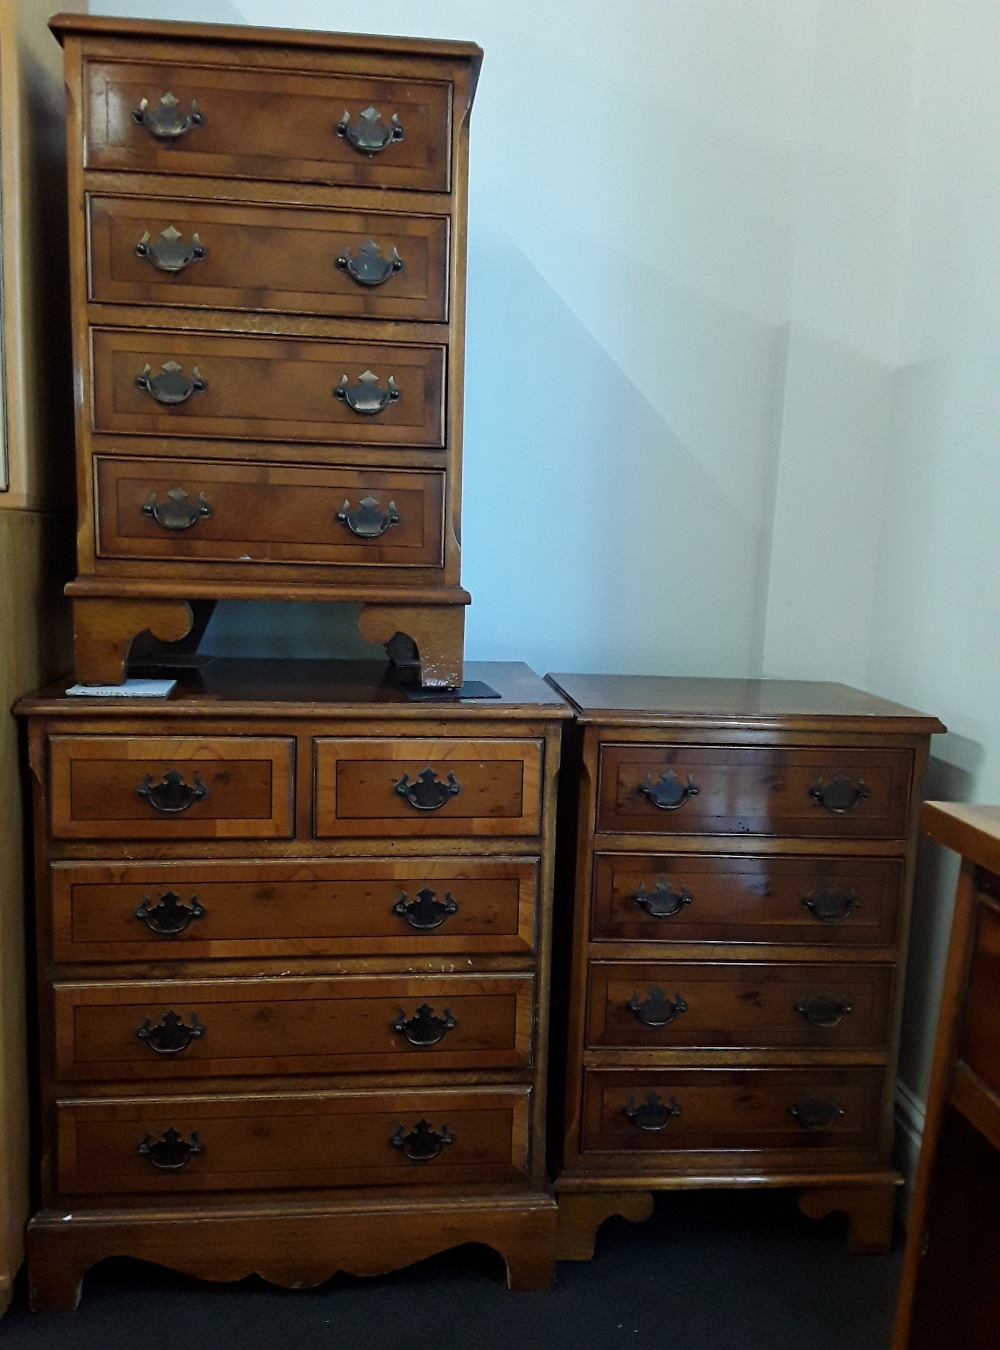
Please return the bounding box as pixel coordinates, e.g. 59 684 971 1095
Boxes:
88 0 1000 1164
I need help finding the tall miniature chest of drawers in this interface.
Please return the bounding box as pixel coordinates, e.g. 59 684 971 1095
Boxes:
17 661 570 1310
51 13 480 687
544 674 944 1259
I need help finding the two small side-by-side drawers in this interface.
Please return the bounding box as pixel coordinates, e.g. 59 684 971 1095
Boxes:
19 662 570 1309
544 674 944 1260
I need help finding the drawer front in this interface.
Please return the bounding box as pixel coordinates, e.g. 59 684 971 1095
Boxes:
92 329 445 447
51 857 539 962
961 900 1000 1095
54 974 534 1081
49 736 294 841
591 853 905 947
57 1087 530 1197
96 457 445 570
83 60 452 192
580 1068 884 1156
586 962 894 1050
88 195 450 322
314 738 543 839
597 743 913 839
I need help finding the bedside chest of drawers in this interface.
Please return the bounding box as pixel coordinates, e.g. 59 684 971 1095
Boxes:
17 660 570 1310
50 14 481 687
544 675 944 1259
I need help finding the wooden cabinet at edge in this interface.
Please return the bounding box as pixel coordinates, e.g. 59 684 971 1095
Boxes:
51 13 481 687
17 661 570 1310
544 674 944 1259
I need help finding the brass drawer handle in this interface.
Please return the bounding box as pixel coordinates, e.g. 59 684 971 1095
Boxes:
135 361 207 406
395 768 462 812
809 774 870 814
630 878 693 918
336 106 404 156
133 93 205 140
336 495 400 539
334 370 401 415
136 768 209 814
639 769 699 811
789 1098 846 1131
142 487 213 531
336 240 404 287
624 1091 682 1133
627 987 687 1027
794 994 853 1029
802 886 861 923
134 890 206 936
137 1010 205 1055
138 1127 203 1170
391 1119 453 1162
393 887 459 930
136 226 207 273
392 1003 457 1047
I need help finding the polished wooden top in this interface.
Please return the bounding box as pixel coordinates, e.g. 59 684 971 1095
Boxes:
48 12 484 70
16 660 570 722
545 673 945 735
922 802 1000 875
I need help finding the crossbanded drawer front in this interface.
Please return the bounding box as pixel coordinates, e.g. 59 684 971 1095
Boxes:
83 60 453 192
54 974 535 1081
56 1087 530 1197
580 1068 884 1156
88 195 450 322
591 853 904 947
49 735 294 841
91 329 445 447
50 857 540 962
597 744 913 839
95 458 445 569
314 737 543 839
586 962 894 1051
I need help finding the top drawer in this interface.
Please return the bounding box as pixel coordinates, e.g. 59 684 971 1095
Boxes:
597 743 913 839
83 60 452 192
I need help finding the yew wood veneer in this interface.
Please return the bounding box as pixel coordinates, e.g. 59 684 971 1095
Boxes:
51 13 482 686
544 674 944 1260
17 660 570 1309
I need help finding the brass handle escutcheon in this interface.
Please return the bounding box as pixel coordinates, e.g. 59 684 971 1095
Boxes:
794 994 853 1028
392 1003 457 1047
639 769 700 811
135 361 207 405
334 370 401 415
802 886 861 923
393 887 459 930
136 226 207 273
336 240 403 287
133 93 205 140
395 768 462 811
336 106 404 155
134 890 206 936
142 487 213 531
627 987 687 1028
138 1127 203 1170
789 1098 846 1131
630 878 694 918
391 1119 453 1161
624 1091 682 1133
808 774 870 814
336 495 400 539
136 769 209 814
137 1010 205 1055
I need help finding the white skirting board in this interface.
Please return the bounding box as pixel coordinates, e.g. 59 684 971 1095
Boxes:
894 1080 927 1224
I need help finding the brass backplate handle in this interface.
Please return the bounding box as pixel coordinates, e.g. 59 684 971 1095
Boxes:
334 370 401 415
393 887 459 930
137 1010 205 1055
136 226 207 273
336 495 400 539
624 1091 682 1133
133 93 204 140
639 769 700 811
136 768 209 814
134 891 206 936
392 1003 457 1046
395 768 462 811
138 1128 203 1170
809 774 870 814
336 106 404 155
336 240 404 286
627 987 688 1028
142 487 213 531
630 878 694 918
391 1119 453 1161
135 361 207 406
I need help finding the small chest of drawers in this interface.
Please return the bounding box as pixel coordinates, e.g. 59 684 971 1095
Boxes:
544 674 943 1260
52 13 481 687
18 660 570 1310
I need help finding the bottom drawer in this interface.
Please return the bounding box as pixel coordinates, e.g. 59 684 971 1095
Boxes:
581 1067 885 1157
57 1087 530 1197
